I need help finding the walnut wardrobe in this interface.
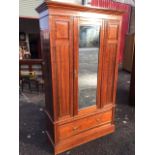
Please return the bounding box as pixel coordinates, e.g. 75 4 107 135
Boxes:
37 1 123 155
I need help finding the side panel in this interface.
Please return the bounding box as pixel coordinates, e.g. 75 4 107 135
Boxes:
101 19 121 107
41 30 53 117
51 16 73 120
39 15 54 119
39 15 55 142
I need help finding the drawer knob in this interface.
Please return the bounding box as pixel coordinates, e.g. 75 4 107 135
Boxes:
73 126 78 131
96 118 101 123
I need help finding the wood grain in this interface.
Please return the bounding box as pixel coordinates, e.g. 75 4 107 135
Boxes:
37 1 123 154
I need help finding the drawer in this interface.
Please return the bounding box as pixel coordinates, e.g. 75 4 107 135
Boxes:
58 110 112 140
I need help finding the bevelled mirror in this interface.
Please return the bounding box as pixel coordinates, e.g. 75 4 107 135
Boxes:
78 19 101 109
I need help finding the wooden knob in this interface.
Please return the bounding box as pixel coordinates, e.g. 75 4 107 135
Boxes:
73 126 78 131
96 118 100 122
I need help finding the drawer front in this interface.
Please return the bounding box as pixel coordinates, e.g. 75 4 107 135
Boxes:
58 110 112 140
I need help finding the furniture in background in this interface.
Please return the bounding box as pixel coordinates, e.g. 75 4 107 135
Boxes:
122 33 135 72
19 59 44 92
37 1 123 154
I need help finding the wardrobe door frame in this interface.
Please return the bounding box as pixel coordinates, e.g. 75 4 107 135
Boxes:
73 16 105 116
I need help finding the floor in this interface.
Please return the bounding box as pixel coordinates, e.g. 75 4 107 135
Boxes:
19 69 135 155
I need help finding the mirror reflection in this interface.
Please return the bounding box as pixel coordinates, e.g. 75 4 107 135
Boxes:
78 24 100 109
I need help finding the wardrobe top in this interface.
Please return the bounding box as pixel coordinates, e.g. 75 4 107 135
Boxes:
36 1 125 16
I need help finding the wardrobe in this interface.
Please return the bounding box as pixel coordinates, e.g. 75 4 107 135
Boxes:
37 1 123 154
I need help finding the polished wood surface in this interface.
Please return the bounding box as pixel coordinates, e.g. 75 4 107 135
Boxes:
101 20 121 107
123 33 135 72
36 1 124 16
37 1 123 155
58 110 112 140
51 16 74 120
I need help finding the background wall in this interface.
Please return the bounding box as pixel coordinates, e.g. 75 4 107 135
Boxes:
19 0 82 18
51 0 81 4
19 0 43 18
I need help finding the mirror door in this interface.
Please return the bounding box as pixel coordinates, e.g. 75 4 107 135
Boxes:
74 18 103 113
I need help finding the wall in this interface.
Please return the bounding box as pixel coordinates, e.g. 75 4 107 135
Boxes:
19 0 43 18
51 0 81 4
19 0 82 18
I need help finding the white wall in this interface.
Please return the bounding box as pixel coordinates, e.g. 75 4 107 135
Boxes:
19 0 44 18
19 0 82 18
51 0 82 4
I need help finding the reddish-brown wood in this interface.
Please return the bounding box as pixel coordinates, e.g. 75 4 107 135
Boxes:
100 20 121 107
73 17 79 116
57 110 112 141
51 16 74 120
40 30 54 118
37 1 123 155
97 19 105 109
123 33 135 72
48 123 115 155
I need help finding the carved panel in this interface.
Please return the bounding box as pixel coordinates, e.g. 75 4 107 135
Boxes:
108 24 119 40
55 41 69 63
101 43 117 106
52 16 73 119
106 44 117 103
55 42 70 117
101 20 119 107
56 21 69 39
